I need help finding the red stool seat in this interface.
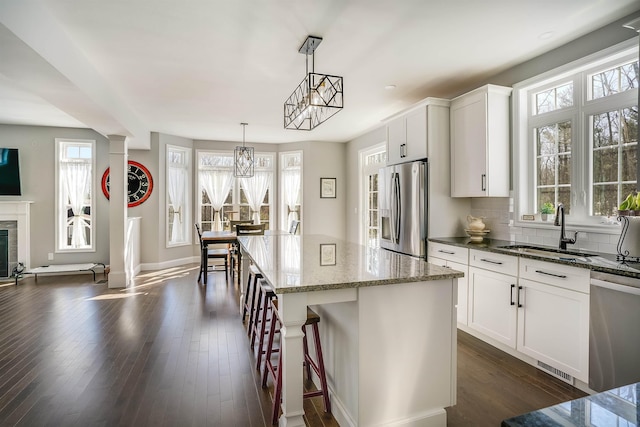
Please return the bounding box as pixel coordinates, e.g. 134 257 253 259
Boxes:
262 299 331 424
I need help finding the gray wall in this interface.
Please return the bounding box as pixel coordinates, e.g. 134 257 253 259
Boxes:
0 124 111 267
343 10 640 244
0 125 348 270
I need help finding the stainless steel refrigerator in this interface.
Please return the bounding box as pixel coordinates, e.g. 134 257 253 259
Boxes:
378 160 427 258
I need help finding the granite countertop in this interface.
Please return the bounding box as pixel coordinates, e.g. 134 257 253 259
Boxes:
502 382 640 426
238 234 463 294
429 236 640 282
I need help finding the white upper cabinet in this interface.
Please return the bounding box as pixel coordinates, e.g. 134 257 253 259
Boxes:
450 84 512 197
386 99 451 165
386 105 427 165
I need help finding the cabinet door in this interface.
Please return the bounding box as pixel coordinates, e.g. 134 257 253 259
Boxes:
468 266 517 348
451 91 487 197
404 107 427 162
386 117 405 165
448 260 469 325
517 279 589 383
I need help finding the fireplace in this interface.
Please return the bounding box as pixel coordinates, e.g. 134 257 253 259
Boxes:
0 202 32 277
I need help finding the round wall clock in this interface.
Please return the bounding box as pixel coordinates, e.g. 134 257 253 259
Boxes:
101 160 153 207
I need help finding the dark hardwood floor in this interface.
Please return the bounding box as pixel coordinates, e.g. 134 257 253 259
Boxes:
0 265 586 426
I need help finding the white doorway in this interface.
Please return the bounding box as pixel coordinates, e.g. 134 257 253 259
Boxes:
359 144 386 248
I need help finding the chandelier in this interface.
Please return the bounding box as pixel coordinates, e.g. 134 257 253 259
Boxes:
234 122 254 178
284 35 344 131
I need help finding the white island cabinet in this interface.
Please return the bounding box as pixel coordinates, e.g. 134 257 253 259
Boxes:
239 234 462 427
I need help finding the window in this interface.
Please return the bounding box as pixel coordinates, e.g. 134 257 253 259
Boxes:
55 139 95 252
280 151 302 232
166 145 191 246
360 144 386 247
514 40 638 227
197 151 274 231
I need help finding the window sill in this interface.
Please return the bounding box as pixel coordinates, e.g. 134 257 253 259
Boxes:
513 218 621 235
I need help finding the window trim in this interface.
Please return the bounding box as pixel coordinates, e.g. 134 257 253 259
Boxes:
54 138 96 253
196 149 275 231
166 144 192 248
513 38 638 233
279 150 303 232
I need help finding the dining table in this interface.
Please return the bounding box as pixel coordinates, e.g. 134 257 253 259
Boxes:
200 230 238 285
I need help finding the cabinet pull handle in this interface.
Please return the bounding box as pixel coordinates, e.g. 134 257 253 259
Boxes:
438 250 455 255
517 285 523 308
510 284 515 306
400 143 406 158
481 174 486 191
534 269 567 279
480 258 503 265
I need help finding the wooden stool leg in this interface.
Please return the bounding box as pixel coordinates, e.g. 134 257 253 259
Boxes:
247 275 260 336
250 285 264 347
271 352 283 425
302 331 312 380
312 322 331 413
262 306 279 388
242 272 254 322
256 292 274 371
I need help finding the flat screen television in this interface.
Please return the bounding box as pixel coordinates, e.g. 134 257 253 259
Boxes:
0 148 22 196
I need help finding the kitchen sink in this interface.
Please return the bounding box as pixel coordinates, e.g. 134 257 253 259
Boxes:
497 245 597 260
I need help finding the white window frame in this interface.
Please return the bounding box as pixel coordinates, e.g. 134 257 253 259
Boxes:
54 138 96 253
196 150 275 231
279 150 303 232
359 143 386 247
166 144 192 248
513 38 638 232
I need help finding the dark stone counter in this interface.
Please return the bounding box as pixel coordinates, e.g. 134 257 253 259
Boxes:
502 382 640 426
429 237 640 282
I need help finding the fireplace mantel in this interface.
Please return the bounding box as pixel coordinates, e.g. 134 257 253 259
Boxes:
0 201 32 270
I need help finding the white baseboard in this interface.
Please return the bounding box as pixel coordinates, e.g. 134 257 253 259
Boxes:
140 256 199 271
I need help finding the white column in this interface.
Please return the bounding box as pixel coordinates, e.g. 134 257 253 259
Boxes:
108 135 128 288
278 292 307 427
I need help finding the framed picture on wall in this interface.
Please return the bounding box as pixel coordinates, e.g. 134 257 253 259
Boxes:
319 243 336 266
320 177 336 198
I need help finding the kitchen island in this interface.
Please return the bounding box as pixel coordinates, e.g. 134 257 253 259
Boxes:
238 234 463 427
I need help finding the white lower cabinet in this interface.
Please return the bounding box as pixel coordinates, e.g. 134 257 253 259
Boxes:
517 259 590 383
468 262 518 348
428 242 469 325
466 250 590 384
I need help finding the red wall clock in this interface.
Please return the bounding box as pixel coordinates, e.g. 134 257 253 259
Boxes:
101 160 153 207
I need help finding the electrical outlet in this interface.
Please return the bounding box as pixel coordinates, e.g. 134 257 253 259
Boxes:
48 252 54 260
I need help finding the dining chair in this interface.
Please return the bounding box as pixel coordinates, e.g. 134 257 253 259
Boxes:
194 223 230 283
235 223 266 236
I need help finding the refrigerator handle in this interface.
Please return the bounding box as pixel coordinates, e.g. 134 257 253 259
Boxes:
394 172 401 243
388 172 397 244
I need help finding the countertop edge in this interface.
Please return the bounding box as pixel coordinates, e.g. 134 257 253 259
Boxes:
274 271 465 294
429 237 640 280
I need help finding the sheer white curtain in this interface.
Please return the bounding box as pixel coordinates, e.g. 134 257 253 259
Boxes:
241 171 272 224
61 162 91 247
282 169 301 225
167 166 186 242
200 169 233 231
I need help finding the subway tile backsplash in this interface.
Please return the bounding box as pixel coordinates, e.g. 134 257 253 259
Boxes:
469 197 623 255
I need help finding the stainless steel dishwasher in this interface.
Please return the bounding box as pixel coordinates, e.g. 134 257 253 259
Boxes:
589 271 640 392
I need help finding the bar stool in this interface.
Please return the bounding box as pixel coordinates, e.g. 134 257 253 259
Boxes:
262 299 331 424
242 264 263 327
251 280 276 370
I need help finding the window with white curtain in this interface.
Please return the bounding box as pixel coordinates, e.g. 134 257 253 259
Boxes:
55 139 95 252
197 151 274 231
166 145 191 246
280 151 302 232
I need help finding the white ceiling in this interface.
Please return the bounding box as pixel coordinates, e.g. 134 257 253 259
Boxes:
0 1 639 149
